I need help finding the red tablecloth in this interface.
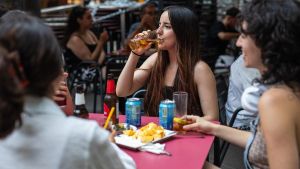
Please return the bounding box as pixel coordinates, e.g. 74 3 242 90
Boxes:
89 113 215 169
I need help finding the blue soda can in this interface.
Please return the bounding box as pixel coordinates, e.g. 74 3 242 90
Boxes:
125 98 142 127
159 99 175 130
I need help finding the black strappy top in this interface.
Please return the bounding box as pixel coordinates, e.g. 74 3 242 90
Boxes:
64 36 97 72
161 72 202 116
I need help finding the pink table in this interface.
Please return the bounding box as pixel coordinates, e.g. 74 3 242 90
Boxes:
89 113 215 169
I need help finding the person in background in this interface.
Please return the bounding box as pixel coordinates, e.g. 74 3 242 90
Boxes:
225 55 260 129
64 6 109 81
205 7 240 69
183 0 300 168
65 6 108 65
0 12 135 169
127 1 158 39
122 1 159 55
117 6 218 120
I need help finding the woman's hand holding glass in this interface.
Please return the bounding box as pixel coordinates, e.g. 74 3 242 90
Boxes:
182 115 216 135
129 30 157 55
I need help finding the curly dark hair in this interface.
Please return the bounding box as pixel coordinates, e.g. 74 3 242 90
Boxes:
64 6 88 47
0 48 24 139
238 0 300 87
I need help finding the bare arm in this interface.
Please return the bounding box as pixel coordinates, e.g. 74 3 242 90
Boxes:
218 32 239 41
183 115 251 148
194 61 219 121
67 31 108 63
259 88 300 169
116 52 157 97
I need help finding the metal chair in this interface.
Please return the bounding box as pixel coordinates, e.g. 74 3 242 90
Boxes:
213 73 229 166
66 60 104 113
214 107 244 166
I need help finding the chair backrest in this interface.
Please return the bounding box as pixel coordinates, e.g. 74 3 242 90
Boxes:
66 60 104 113
105 56 128 82
215 74 229 125
214 107 244 167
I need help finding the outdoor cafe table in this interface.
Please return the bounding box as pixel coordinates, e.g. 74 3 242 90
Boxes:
89 113 215 169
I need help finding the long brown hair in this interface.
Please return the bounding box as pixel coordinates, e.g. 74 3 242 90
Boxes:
144 6 202 116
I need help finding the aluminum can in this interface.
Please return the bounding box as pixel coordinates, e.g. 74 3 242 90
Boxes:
125 98 142 127
159 99 175 130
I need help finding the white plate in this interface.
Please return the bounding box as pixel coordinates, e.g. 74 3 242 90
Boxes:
115 129 177 149
112 123 137 131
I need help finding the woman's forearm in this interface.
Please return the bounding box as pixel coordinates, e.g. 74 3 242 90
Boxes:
116 52 141 97
213 124 251 148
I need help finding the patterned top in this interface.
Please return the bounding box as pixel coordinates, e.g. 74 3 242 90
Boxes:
244 118 269 169
242 83 269 169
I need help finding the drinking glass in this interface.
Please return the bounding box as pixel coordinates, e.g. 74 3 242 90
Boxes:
173 91 188 132
129 30 159 50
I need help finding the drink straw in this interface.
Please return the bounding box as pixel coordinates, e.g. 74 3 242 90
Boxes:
104 107 115 129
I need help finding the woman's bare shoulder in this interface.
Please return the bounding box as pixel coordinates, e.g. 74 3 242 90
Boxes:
260 86 299 105
194 61 215 82
194 61 213 73
259 86 300 117
67 34 83 45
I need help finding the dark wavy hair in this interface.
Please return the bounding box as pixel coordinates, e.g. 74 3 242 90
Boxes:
0 13 63 138
64 6 88 47
238 0 300 87
0 47 24 138
144 6 202 116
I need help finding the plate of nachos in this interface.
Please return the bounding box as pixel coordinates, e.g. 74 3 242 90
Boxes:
115 122 177 149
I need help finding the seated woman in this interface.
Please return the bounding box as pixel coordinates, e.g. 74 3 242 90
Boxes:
0 12 135 169
116 6 218 120
64 6 109 85
183 0 300 168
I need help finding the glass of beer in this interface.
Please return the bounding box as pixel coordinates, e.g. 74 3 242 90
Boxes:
129 30 159 50
173 91 188 133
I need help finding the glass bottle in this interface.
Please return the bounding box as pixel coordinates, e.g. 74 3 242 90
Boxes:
104 74 119 125
73 84 89 119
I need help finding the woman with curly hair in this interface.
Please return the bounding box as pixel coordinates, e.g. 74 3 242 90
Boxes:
64 6 109 85
183 0 300 168
117 6 218 120
65 6 108 67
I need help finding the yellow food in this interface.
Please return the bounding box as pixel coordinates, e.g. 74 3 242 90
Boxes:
123 129 135 136
122 122 165 143
173 117 188 125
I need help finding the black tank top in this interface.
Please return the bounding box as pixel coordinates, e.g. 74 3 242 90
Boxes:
161 72 202 116
64 36 97 72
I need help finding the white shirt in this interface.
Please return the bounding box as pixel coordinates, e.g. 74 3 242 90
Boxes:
225 56 261 127
0 96 136 169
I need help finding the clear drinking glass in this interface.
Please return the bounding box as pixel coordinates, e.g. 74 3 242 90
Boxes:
173 91 188 132
128 30 159 50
